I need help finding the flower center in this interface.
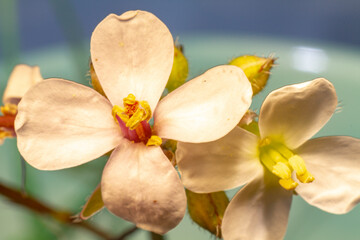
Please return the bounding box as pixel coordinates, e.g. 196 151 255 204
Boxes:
0 103 17 140
112 94 161 146
259 137 314 190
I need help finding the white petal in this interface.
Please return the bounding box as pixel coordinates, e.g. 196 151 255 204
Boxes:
154 65 252 143
259 78 337 149
296 136 360 214
222 171 292 240
177 127 262 193
3 64 43 105
90 11 174 111
15 79 122 170
101 141 186 234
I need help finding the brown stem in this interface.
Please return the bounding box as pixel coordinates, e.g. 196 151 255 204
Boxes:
113 226 139 240
0 182 112 239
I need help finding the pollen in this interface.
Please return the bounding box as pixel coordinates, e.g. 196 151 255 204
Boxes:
259 138 314 190
112 94 158 146
1 103 17 115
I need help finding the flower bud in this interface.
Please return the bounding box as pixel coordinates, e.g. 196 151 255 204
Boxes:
186 189 229 238
80 184 104 220
165 44 189 93
229 55 276 95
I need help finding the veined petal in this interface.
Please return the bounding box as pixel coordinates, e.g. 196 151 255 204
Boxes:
259 78 337 149
296 136 360 214
3 64 43 105
177 127 262 193
101 141 186 234
15 79 122 170
154 65 252 143
222 170 292 240
91 10 174 111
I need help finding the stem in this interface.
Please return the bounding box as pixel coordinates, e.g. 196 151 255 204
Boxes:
0 182 112 239
20 156 27 195
114 226 139 240
150 232 166 240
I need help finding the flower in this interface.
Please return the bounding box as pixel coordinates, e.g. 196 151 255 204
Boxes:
15 10 252 234
177 78 360 240
0 64 42 144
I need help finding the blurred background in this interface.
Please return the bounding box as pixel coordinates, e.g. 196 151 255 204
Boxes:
0 0 360 239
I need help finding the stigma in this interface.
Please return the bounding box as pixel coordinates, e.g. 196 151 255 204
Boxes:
112 94 161 146
259 137 314 190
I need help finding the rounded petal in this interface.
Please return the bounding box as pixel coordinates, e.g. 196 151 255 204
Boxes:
101 141 186 234
177 127 262 193
154 65 252 143
259 78 337 149
3 64 43 105
91 11 174 111
222 170 293 240
15 79 122 170
296 136 360 214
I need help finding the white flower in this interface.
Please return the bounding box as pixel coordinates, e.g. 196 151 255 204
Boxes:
177 78 360 240
15 10 252 234
0 64 42 143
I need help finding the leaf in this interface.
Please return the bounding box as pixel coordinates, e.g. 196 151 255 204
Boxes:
80 184 104 220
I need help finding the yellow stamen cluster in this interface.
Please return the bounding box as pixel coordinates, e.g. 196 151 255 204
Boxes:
1 103 17 115
112 94 151 130
259 137 314 190
112 94 162 147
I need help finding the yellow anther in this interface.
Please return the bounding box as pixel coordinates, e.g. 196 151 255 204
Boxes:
140 101 152 121
146 135 162 146
259 137 271 147
268 148 288 164
1 103 17 115
279 178 298 190
297 171 315 184
112 105 126 122
123 94 136 105
272 162 292 180
0 130 12 138
126 108 146 130
288 155 307 176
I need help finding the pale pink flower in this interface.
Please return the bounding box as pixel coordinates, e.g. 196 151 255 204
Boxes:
177 78 360 240
15 11 252 234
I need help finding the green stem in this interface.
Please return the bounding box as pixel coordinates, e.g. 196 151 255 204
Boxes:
113 226 138 240
150 232 166 240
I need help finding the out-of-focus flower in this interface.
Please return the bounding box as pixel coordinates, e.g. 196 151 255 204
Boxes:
15 10 252 234
177 78 360 240
0 64 42 144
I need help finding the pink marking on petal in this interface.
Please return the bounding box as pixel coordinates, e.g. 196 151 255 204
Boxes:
116 115 130 139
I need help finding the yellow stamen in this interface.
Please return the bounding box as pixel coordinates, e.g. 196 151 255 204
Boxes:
259 138 314 190
1 103 17 115
297 171 315 183
126 108 146 129
146 135 162 146
123 94 136 105
140 101 152 121
279 178 298 190
272 162 292 180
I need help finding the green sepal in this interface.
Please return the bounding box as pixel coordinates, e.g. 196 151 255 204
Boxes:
186 189 229 238
165 44 189 93
80 184 104 220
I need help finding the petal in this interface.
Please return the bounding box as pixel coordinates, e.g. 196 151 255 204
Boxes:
15 79 122 170
90 11 174 111
296 136 360 214
154 65 252 143
222 170 293 240
259 78 337 149
101 141 186 234
177 127 262 193
3 64 43 105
